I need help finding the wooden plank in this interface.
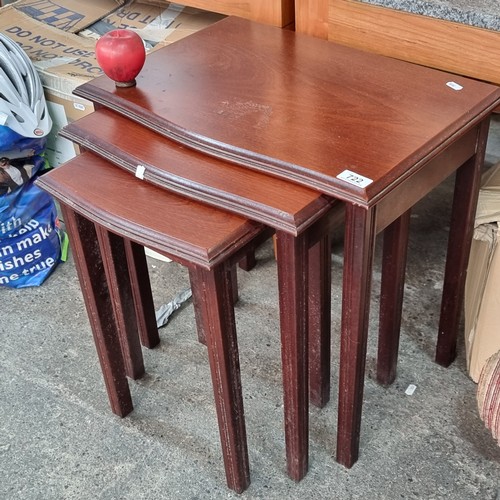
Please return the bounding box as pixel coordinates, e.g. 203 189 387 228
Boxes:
295 0 329 38
328 0 500 85
178 0 294 27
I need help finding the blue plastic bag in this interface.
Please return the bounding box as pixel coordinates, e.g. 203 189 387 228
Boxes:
0 155 66 288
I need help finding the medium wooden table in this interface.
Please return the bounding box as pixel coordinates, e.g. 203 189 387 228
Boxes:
74 16 500 478
62 106 416 477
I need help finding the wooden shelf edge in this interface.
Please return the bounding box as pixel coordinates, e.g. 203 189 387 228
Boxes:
326 0 500 85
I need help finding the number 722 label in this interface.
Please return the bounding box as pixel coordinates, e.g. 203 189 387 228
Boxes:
336 169 373 188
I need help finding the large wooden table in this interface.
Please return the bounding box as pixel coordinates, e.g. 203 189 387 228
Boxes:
73 16 500 479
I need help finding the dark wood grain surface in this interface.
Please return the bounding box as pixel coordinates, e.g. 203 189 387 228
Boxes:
60 108 335 236
74 16 500 203
36 152 267 269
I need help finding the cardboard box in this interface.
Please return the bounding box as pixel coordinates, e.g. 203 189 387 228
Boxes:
80 1 224 50
0 1 223 166
14 0 125 33
0 6 101 95
44 91 92 168
464 163 500 382
0 5 101 166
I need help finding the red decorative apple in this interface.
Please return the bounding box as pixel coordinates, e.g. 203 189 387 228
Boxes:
95 29 146 87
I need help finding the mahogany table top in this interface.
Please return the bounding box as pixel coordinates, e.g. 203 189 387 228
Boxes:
74 16 500 206
61 108 335 236
37 151 266 269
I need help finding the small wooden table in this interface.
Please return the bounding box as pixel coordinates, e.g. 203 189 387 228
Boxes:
74 16 500 478
36 152 276 493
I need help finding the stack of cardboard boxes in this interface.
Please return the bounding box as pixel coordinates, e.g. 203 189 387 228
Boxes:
0 0 224 167
465 164 500 382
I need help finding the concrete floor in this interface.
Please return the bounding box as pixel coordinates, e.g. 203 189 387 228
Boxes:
2 116 500 499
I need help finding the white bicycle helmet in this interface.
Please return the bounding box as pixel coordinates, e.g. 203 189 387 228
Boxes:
0 33 52 156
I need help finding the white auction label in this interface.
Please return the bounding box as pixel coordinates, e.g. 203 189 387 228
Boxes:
337 169 373 188
446 81 463 91
135 165 146 180
405 384 417 396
